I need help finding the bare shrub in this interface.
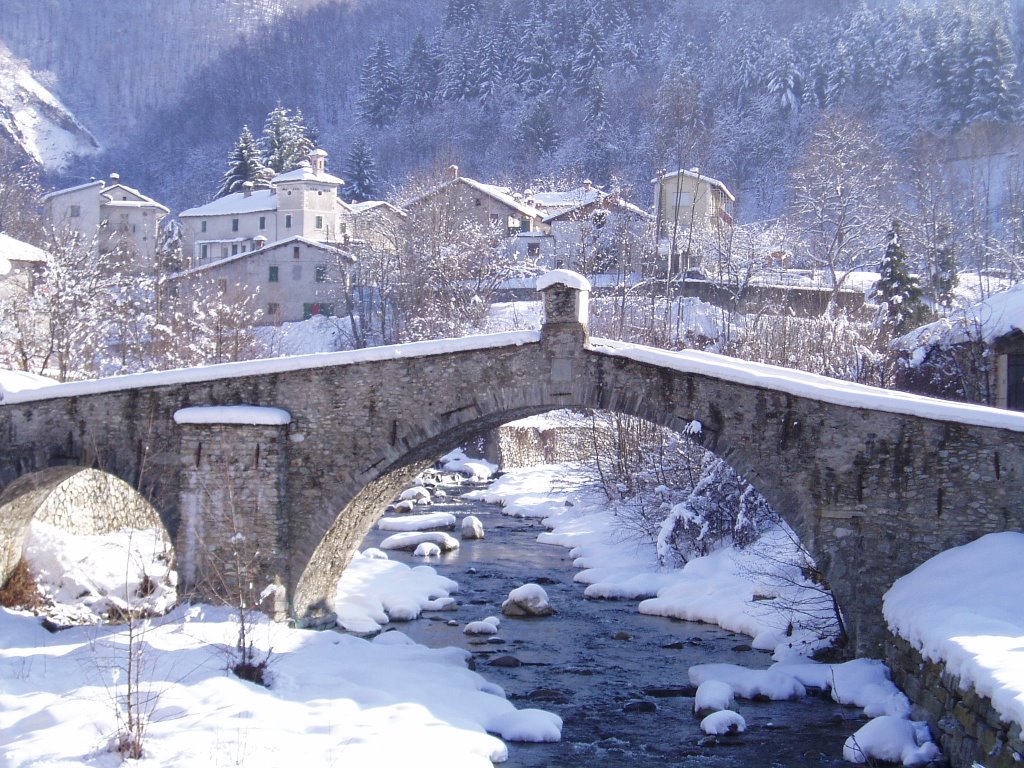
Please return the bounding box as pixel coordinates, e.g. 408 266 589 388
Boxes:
0 558 45 611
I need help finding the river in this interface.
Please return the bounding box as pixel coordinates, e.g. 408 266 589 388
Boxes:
358 479 862 767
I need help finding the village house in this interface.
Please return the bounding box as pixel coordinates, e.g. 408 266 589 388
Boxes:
894 283 1024 411
41 174 169 271
0 232 46 300
652 168 736 276
401 165 551 261
340 199 407 255
174 149 358 324
529 181 651 277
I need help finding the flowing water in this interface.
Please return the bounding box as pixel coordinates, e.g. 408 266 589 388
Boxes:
359 481 862 767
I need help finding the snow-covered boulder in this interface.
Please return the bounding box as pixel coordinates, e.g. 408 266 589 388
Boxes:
502 583 555 617
464 620 499 635
694 680 734 716
842 716 940 766
392 499 416 514
413 542 441 557
399 486 431 503
379 531 460 552
378 512 457 532
486 709 562 743
461 515 485 540
700 709 746 736
361 548 389 560
441 448 498 480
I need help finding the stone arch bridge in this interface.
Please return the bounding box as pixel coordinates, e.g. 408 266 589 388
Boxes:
2 273 1022 656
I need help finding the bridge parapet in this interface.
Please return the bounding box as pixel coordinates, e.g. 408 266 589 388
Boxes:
538 270 590 390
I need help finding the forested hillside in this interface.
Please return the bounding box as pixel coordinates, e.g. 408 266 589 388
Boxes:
3 0 1024 224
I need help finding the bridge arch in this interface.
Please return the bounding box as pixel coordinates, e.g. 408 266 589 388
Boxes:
0 467 172 589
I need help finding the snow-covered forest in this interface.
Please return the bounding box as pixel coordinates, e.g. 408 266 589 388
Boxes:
1 0 1022 222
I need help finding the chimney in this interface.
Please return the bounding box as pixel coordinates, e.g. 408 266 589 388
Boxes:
109 172 120 184
448 164 459 180
243 181 253 197
583 179 593 192
310 148 328 175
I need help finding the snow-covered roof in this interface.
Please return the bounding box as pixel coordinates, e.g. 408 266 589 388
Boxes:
403 176 544 221
180 188 278 218
40 179 104 202
895 283 1024 357
0 368 57 402
271 161 344 186
532 187 602 211
346 200 407 217
100 183 169 212
177 235 352 278
0 232 46 263
654 168 736 202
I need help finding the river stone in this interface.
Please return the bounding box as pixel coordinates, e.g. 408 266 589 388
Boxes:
623 700 658 714
490 655 522 668
612 631 631 641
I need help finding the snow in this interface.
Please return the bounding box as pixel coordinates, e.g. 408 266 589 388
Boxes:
173 405 292 425
689 663 807 700
501 583 554 616
883 532 1024 729
0 369 57 402
0 232 47 263
461 515 485 539
413 542 442 557
895 281 1024 355
843 716 941 766
592 337 1024 433
333 550 459 633
535 269 591 292
379 531 461 552
441 449 498 480
1 330 540 405
694 680 734 713
270 161 344 186
464 620 500 636
179 188 277 218
399 485 432 502
377 512 456 532
486 709 562 743
700 709 746 735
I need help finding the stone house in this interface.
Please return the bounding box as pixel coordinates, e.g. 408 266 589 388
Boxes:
179 149 348 270
529 181 652 275
172 235 355 325
40 174 169 272
341 199 407 255
652 168 736 276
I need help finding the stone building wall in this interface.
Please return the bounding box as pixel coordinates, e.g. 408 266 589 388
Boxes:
886 632 1024 768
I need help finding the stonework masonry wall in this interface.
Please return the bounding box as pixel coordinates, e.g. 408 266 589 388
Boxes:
886 633 1024 768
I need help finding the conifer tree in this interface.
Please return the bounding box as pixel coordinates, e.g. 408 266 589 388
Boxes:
874 220 930 339
358 39 402 128
402 33 440 114
217 125 271 199
344 136 379 203
261 105 315 174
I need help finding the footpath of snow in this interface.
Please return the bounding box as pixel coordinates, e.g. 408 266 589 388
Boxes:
0 605 560 767
883 532 1024 730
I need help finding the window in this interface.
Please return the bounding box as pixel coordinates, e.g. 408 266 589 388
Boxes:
267 302 280 316
315 215 324 229
527 243 540 258
201 220 207 232
201 243 208 260
1009 354 1024 410
474 198 482 207
315 265 328 282
259 216 266 230
69 205 81 218
268 266 279 282
232 218 239 232
292 264 302 280
303 302 335 319
231 244 238 256
286 214 292 228
293 246 300 259
675 191 694 208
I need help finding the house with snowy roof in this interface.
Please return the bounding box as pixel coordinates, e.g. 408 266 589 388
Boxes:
172 234 355 325
179 149 349 270
41 174 169 271
401 165 551 260
340 199 407 255
0 232 46 299
894 283 1024 410
528 180 652 275
652 168 736 276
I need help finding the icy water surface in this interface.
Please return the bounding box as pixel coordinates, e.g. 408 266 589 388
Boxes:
360 484 864 767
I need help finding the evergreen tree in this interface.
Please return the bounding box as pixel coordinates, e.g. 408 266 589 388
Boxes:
518 101 560 156
402 33 440 114
571 19 606 96
358 39 402 128
344 136 379 203
928 222 958 314
261 105 315 174
217 125 271 199
874 220 930 339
